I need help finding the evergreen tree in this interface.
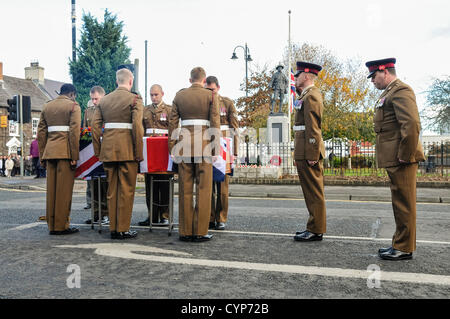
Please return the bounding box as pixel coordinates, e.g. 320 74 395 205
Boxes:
69 9 131 119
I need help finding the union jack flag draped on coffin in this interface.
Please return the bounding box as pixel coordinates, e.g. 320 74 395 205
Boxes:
75 139 105 180
213 137 234 182
140 136 174 173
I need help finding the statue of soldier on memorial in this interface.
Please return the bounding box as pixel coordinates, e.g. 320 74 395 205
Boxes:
269 64 289 115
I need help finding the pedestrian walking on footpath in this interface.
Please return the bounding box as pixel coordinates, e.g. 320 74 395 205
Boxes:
5 156 14 178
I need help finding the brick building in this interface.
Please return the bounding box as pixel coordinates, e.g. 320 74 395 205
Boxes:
0 62 65 156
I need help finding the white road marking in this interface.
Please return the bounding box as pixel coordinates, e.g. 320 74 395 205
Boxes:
9 222 45 231
206 229 450 246
56 243 450 286
6 222 450 246
232 196 450 205
0 187 45 193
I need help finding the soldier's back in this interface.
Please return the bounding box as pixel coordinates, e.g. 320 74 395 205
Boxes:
41 96 80 160
174 84 213 120
98 87 142 162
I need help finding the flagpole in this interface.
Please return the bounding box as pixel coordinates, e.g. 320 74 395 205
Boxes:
288 10 292 145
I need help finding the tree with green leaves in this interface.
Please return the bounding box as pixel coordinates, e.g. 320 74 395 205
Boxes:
425 76 450 134
69 9 131 117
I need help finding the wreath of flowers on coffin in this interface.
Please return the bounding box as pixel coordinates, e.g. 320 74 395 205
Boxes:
80 127 92 142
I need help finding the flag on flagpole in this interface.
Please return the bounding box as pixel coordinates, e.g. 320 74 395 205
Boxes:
290 67 296 113
75 140 105 179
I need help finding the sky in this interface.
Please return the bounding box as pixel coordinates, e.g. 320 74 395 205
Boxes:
1 0 449 132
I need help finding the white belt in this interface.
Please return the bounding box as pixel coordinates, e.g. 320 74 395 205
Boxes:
146 128 168 134
181 119 210 127
220 125 230 131
48 126 70 132
104 123 132 129
293 125 306 131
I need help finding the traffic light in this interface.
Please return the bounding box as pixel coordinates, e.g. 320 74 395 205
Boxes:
6 95 31 123
7 95 18 122
22 96 31 123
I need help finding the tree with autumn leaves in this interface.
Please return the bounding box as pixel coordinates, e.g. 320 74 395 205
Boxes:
235 43 378 143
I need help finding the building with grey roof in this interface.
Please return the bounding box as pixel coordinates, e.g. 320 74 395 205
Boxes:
0 62 66 157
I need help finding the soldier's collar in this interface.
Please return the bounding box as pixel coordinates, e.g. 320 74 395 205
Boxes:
152 101 164 108
117 86 130 92
299 85 315 98
384 78 399 93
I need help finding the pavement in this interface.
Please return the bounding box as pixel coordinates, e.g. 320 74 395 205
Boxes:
1 175 449 203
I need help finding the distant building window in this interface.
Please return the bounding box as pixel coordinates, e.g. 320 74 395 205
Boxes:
32 118 39 138
9 121 19 137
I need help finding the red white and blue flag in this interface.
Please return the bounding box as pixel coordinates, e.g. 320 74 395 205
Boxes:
140 136 173 173
213 137 233 182
75 140 105 180
290 67 296 113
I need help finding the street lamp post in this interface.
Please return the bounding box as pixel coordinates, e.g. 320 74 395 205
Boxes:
231 43 252 97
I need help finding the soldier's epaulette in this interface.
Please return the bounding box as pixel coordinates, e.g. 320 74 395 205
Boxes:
222 96 234 104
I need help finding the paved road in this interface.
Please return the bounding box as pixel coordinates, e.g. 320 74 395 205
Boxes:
1 176 449 203
1 186 449 303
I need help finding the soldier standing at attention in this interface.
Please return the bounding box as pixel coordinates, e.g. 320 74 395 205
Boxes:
92 68 144 240
205 76 239 231
292 61 327 242
139 84 172 227
83 86 106 211
84 86 109 226
366 58 425 260
37 84 81 235
169 67 220 242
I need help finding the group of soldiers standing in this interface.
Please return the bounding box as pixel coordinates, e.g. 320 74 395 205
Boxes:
37 57 424 260
290 58 424 261
37 66 238 242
